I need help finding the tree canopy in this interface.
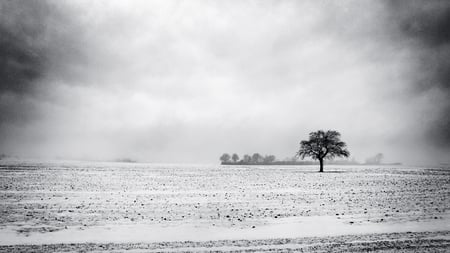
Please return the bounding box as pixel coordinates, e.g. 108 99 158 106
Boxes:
220 153 231 163
297 130 350 172
231 153 239 162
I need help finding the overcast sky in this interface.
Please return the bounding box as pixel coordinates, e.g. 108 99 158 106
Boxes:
0 0 449 165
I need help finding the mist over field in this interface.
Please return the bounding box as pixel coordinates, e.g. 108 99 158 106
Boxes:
0 0 449 165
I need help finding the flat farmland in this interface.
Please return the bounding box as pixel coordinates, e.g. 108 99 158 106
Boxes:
0 161 449 252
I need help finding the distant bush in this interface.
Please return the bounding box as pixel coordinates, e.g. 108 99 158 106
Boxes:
114 158 137 163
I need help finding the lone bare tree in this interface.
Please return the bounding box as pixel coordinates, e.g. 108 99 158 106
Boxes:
297 130 350 172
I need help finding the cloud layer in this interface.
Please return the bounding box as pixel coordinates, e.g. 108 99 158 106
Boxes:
0 0 449 164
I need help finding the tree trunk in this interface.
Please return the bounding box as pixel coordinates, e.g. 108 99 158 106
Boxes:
319 159 324 173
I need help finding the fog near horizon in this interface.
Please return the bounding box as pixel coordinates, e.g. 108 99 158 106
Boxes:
0 0 449 165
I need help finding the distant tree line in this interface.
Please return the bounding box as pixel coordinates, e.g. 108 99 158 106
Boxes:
220 153 277 165
364 153 401 165
220 151 361 166
365 153 383 164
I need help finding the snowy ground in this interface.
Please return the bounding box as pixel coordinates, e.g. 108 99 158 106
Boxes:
0 160 449 252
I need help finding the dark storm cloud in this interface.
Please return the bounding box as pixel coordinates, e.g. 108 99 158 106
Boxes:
387 0 450 148
0 0 49 95
0 0 84 124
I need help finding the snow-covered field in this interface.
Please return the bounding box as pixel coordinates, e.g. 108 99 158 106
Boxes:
0 160 449 252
